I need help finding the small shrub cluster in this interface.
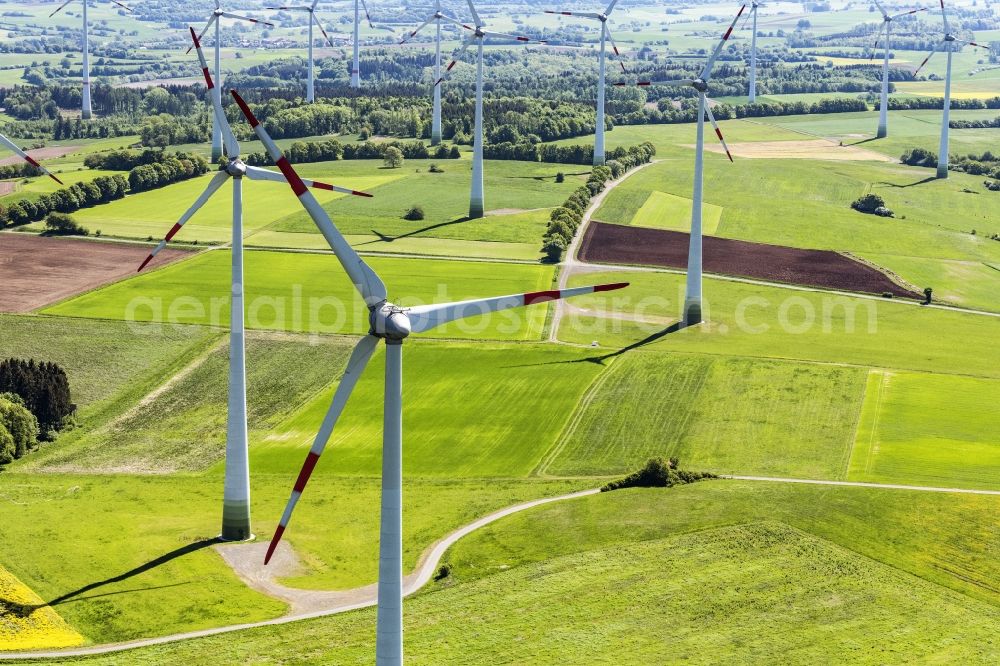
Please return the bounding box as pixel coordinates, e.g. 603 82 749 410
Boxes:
402 205 424 221
601 457 717 492
540 143 655 261
851 193 893 217
900 147 936 168
0 392 39 465
43 212 88 236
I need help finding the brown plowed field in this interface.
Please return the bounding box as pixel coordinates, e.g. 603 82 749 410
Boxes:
579 222 921 299
0 234 190 313
0 145 80 166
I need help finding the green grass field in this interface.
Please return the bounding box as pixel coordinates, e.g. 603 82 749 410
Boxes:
858 253 1000 313
617 189 723 234
559 270 1000 380
542 352 866 479
849 370 1000 490
51 486 1000 664
42 249 557 341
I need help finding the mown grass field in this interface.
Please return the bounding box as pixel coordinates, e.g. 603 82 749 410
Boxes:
849 370 1000 490
22 333 354 474
51 508 1000 664
42 249 557 341
559 269 1000 381
619 190 723 234
543 352 866 479
857 253 1000 312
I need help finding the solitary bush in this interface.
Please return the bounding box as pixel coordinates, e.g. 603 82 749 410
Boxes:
43 212 88 236
434 563 452 581
851 193 892 217
555 172 565 183
403 205 425 221
428 163 443 173
601 457 717 492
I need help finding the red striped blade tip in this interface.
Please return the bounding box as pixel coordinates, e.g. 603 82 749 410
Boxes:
264 525 285 565
47 173 64 185
137 254 154 272
189 26 201 48
594 282 629 292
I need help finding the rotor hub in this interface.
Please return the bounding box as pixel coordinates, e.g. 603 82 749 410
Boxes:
944 34 956 42
692 79 708 92
598 14 607 22
474 27 485 37
224 159 247 178
370 302 411 341
214 9 223 16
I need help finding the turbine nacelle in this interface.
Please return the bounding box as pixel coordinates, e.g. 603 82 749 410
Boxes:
692 78 709 92
223 158 247 178
370 303 412 341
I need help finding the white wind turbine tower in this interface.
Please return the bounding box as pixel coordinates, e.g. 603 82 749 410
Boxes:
190 1 273 162
436 0 545 218
49 0 134 120
871 2 927 138
913 0 991 178
231 90 628 666
616 5 743 326
351 0 375 87
543 0 628 166
267 1 343 103
0 134 64 185
746 0 762 102
138 28 373 541
398 0 465 145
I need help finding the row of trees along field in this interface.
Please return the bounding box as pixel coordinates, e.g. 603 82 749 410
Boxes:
0 359 74 465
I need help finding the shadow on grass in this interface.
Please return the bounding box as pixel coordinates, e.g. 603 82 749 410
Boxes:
508 171 591 181
0 538 218 617
502 322 685 369
359 216 473 244
877 176 936 188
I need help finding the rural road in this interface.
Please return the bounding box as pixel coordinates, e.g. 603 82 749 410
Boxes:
728 475 1000 495
0 489 599 661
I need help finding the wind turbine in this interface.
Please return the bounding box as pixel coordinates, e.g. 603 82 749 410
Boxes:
190 1 274 161
436 0 545 218
351 0 375 87
49 0 134 120
0 134 63 185
267 1 342 103
137 28 373 542
543 1 627 166
398 0 466 145
616 5 742 326
746 0 762 102
871 2 927 138
914 0 991 178
230 89 627 666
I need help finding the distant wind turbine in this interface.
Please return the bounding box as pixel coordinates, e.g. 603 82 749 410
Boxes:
746 0 762 102
351 0 375 87
138 29 372 541
543 0 628 166
436 0 545 218
49 0 135 120
233 86 628 666
616 5 743 326
0 134 63 185
871 1 927 138
189 1 274 161
913 0 991 178
267 1 343 103
398 0 465 145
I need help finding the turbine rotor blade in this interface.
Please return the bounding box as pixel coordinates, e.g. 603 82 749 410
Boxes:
480 29 545 44
231 90 387 305
360 0 375 28
109 0 134 12
435 38 474 86
543 10 602 19
914 46 938 75
466 0 482 27
138 170 230 271
873 0 888 18
187 15 217 55
312 13 341 48
704 101 734 162
869 22 887 61
604 25 627 73
407 282 630 334
264 334 380 565
189 26 241 159
0 133 63 185
614 79 695 87
958 40 991 50
400 16 433 44
244 165 374 197
605 0 622 15
701 4 746 81
48 0 74 19
220 12 274 27
890 8 926 19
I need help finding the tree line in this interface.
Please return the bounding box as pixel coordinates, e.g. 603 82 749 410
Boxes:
0 358 75 465
242 139 459 167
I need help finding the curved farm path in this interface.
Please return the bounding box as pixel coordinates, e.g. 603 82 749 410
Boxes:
0 489 598 661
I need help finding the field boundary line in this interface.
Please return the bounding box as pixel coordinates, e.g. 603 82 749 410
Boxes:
532 361 618 477
0 488 600 661
727 475 1000 495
